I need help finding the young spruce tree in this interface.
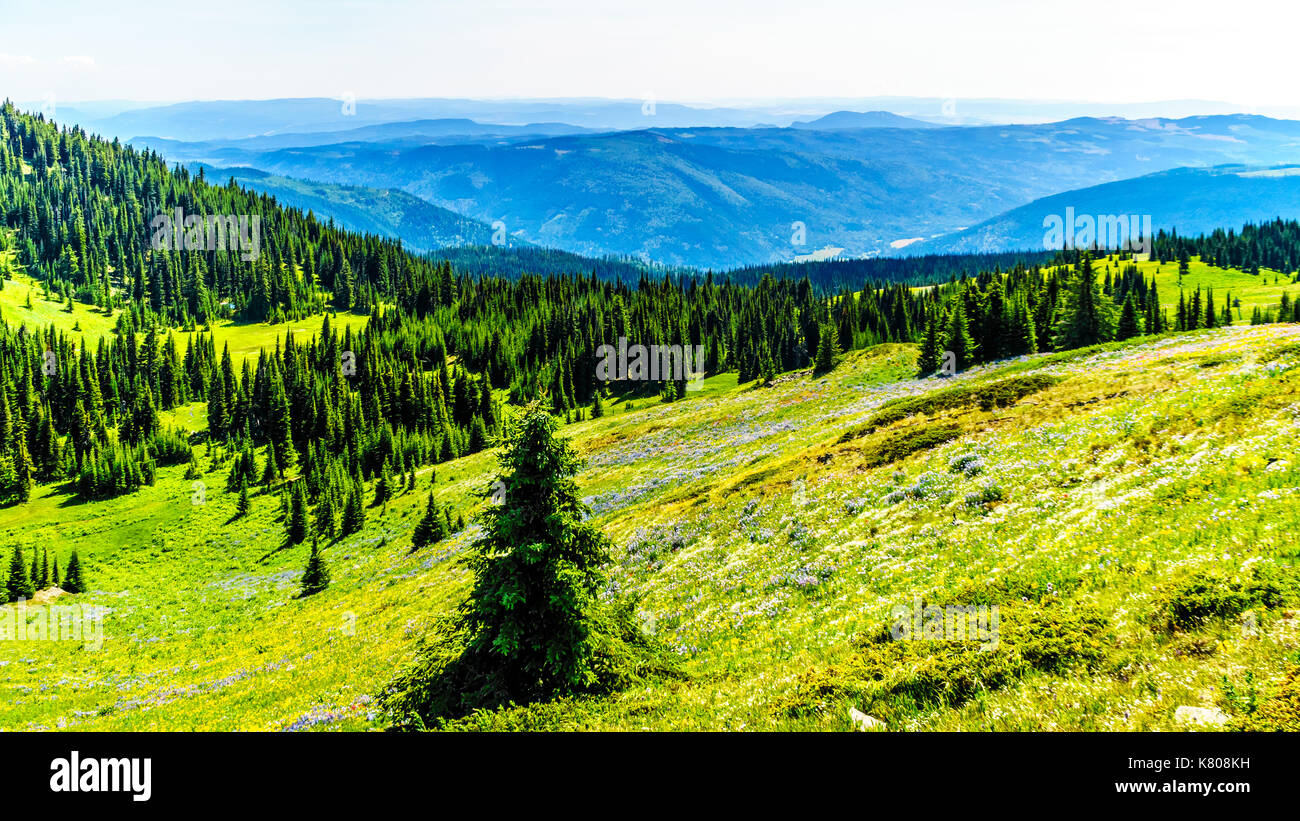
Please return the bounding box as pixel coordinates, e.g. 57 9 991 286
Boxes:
236 478 252 518
341 481 366 535
63 549 87 594
287 481 309 544
6 545 34 602
380 403 672 725
814 322 840 374
299 536 330 596
411 492 448 549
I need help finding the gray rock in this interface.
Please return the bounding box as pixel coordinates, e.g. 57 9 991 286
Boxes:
1174 705 1228 726
848 706 886 731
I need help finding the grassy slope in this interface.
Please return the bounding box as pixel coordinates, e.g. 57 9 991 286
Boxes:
0 265 368 369
1125 254 1298 321
3 260 1300 731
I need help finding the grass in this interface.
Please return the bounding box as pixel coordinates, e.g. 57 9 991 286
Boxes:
4 260 1300 731
2 231 369 366
0 263 368 367
1105 252 1298 321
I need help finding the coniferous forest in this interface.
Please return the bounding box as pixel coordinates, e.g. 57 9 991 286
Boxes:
3 99 1300 521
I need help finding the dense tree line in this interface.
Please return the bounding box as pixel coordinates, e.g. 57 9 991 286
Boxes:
728 250 1058 289
0 100 451 325
909 249 1300 376
4 543 85 601
429 245 675 284
1151 219 1300 277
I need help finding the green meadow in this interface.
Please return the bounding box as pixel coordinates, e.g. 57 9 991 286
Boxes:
1130 254 1296 321
3 256 1300 731
0 250 368 368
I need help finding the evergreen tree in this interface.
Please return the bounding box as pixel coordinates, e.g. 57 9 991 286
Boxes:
299 536 330 596
261 448 279 486
236 479 252 518
6 545 34 602
1117 292 1141 340
1013 297 1038 355
316 486 337 539
916 308 942 376
207 369 227 441
411 492 447 549
379 403 668 724
13 434 33 503
757 346 777 386
375 462 394 506
287 481 309 544
944 300 976 372
63 550 88 594
1053 253 1109 348
814 322 840 374
1146 283 1164 333
341 482 366 535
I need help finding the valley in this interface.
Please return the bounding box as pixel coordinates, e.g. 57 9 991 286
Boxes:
134 115 1300 269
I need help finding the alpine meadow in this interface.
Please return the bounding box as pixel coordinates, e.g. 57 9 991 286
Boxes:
4 5 1300 794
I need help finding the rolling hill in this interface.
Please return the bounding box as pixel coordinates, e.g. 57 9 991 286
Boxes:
195 165 500 252
190 165 674 281
52 96 1281 143
140 115 1300 269
907 165 1300 255
7 293 1299 730
77 97 783 142
141 118 598 160
792 110 941 129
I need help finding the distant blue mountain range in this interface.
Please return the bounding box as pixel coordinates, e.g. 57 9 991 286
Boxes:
134 114 1300 269
905 164 1300 255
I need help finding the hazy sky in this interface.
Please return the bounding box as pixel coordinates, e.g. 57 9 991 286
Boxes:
3 0 1294 107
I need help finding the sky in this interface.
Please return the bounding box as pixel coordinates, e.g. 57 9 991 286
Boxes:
2 0 1297 109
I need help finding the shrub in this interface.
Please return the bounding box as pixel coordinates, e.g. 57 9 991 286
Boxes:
1147 569 1287 634
1008 601 1110 675
964 482 1005 508
776 634 1025 723
776 598 1110 724
1232 667 1300 731
150 427 194 466
949 452 983 475
860 373 1064 431
858 423 963 468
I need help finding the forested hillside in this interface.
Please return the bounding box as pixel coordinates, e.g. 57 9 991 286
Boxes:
139 114 1300 267
4 102 1300 516
5 101 1300 733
